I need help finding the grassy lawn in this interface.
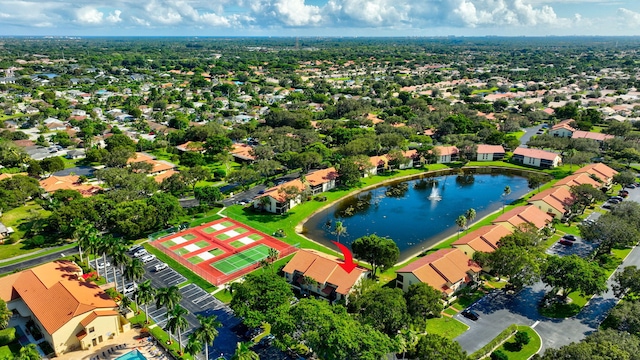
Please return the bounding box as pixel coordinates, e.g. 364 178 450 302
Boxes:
495 325 542 360
0 202 55 261
214 290 233 303
451 289 486 311
425 317 468 340
443 308 458 316
143 243 217 293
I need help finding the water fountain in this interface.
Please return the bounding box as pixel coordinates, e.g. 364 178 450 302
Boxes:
427 183 442 201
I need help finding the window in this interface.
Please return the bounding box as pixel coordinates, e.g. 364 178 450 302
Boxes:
88 327 95 334
396 274 404 282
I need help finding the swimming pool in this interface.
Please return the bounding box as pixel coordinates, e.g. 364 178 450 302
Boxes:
116 350 147 360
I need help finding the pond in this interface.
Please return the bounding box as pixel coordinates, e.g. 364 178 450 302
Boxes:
303 171 530 260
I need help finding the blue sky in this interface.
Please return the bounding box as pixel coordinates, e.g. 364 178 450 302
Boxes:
1 0 639 36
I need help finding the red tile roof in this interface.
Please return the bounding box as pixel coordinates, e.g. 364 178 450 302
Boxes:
574 163 618 183
282 249 367 295
452 225 512 253
0 261 117 335
553 173 601 188
571 131 614 142
396 248 481 294
476 144 505 154
493 205 553 230
306 167 338 186
529 186 575 215
230 144 256 161
259 179 306 203
433 146 459 156
513 148 561 162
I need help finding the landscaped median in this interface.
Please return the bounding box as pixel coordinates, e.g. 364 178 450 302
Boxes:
469 324 541 360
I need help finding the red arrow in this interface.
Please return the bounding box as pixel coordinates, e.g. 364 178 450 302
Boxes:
332 241 357 273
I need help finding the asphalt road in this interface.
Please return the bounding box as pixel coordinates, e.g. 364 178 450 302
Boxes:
222 171 300 207
518 124 545 148
0 246 78 275
456 184 640 354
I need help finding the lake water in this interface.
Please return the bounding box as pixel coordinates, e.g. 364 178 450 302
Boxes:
303 172 530 260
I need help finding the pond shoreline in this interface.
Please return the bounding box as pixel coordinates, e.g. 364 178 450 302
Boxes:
296 166 542 265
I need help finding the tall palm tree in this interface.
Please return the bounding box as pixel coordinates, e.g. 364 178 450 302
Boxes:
465 208 476 232
100 235 117 279
166 305 189 355
503 185 512 214
455 215 467 239
185 332 204 359
194 314 222 360
0 299 11 329
231 341 259 360
110 243 129 291
156 286 183 344
333 221 347 243
71 219 92 263
137 280 156 324
86 233 101 275
124 258 145 308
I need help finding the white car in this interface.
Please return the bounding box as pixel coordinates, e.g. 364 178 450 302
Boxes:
154 262 168 272
141 254 156 263
123 283 138 295
97 261 110 269
133 249 148 258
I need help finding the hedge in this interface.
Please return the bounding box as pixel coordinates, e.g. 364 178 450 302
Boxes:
471 324 518 359
0 328 16 347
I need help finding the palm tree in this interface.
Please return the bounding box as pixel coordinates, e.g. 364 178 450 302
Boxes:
0 299 11 329
110 243 129 291
17 344 40 360
194 314 222 360
333 221 347 243
455 215 467 239
71 219 92 263
137 280 156 324
124 258 145 308
502 185 512 214
156 286 183 344
100 235 118 279
185 332 204 358
119 295 132 313
465 208 476 231
231 341 259 360
166 305 189 355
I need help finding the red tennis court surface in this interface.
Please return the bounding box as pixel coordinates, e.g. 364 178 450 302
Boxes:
151 218 298 285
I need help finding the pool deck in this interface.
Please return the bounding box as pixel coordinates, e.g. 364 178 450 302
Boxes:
55 329 169 360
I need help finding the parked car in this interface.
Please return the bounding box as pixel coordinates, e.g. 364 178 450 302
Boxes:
133 249 148 258
610 196 624 202
97 261 110 269
619 190 629 197
154 262 168 272
562 234 577 241
603 202 617 209
123 283 138 295
461 309 479 321
559 240 574 246
141 254 156 263
626 184 636 189
129 245 143 253
609 198 621 204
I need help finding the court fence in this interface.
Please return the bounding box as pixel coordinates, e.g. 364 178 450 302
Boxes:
151 240 299 286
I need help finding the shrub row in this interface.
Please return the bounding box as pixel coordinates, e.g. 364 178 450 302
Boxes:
471 324 518 359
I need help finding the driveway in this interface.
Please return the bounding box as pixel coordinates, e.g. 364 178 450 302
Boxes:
455 243 640 354
222 172 300 206
518 124 545 148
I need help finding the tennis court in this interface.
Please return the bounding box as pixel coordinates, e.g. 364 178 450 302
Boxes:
212 244 272 275
151 217 298 285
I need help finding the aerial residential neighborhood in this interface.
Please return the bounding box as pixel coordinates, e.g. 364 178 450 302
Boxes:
1 34 640 360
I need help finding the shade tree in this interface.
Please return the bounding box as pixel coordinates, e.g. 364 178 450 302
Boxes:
351 234 400 278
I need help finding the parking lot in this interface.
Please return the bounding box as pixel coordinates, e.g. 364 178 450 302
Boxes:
545 234 597 258
101 249 242 359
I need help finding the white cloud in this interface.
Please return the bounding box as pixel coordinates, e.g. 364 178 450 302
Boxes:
273 0 323 26
76 7 104 24
106 10 123 24
618 8 640 27
326 0 409 27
